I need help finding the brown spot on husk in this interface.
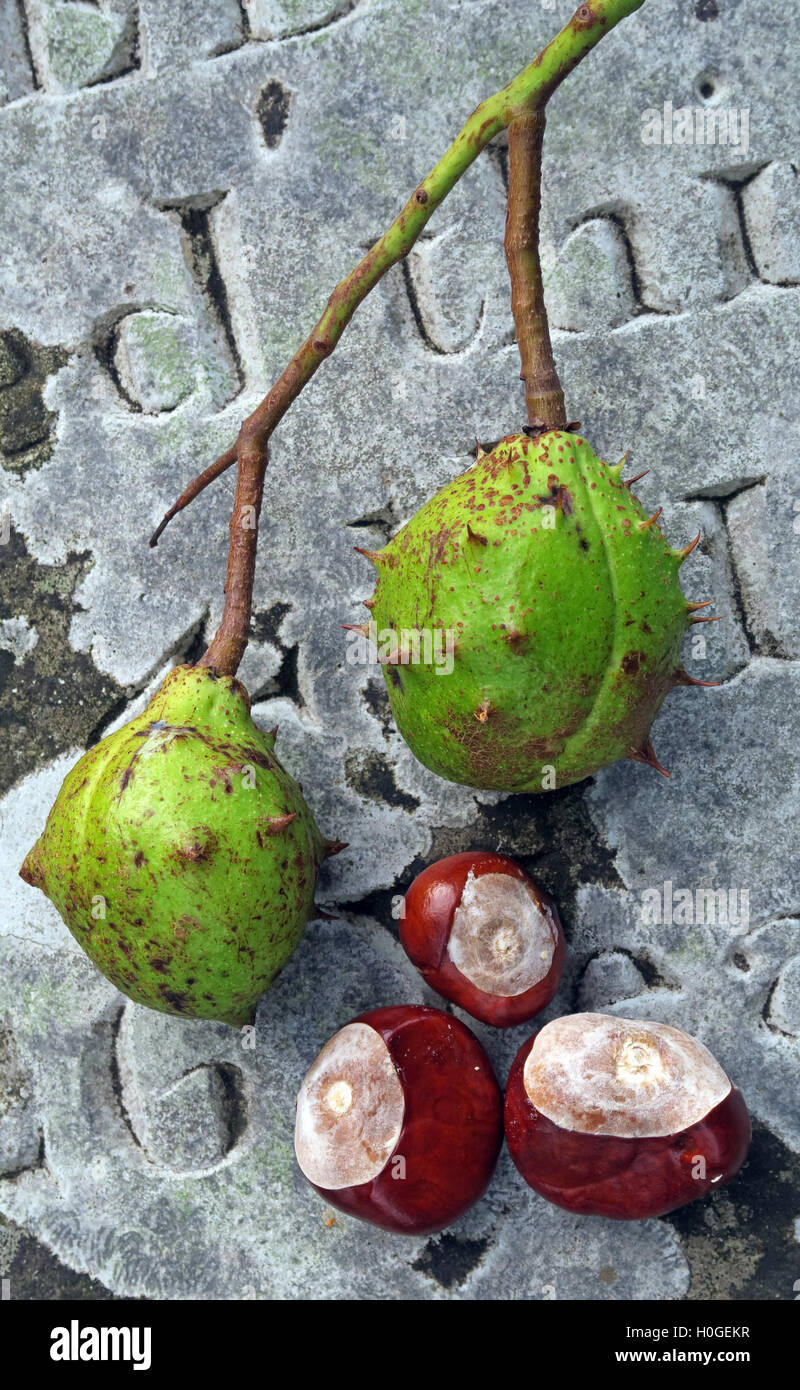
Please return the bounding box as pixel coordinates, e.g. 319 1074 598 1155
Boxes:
160 988 189 1011
621 650 646 676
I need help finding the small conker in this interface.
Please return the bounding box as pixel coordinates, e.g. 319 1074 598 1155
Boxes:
400 852 565 1026
294 1004 503 1235
504 1012 751 1219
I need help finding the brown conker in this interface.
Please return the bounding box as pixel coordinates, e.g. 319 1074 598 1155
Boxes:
400 851 565 1026
504 1012 751 1219
295 1004 503 1235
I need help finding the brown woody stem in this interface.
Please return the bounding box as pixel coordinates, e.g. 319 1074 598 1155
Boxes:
505 110 566 431
197 438 265 676
149 442 237 547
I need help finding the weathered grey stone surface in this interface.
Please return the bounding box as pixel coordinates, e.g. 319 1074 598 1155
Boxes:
0 0 798 1299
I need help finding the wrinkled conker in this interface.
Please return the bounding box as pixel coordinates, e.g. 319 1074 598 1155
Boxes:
400 852 565 1026
504 1012 750 1219
294 1004 503 1235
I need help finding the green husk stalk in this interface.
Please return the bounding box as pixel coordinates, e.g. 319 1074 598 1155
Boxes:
145 1 684 795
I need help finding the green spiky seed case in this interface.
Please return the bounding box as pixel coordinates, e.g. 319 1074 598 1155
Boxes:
21 665 328 1025
363 431 704 792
